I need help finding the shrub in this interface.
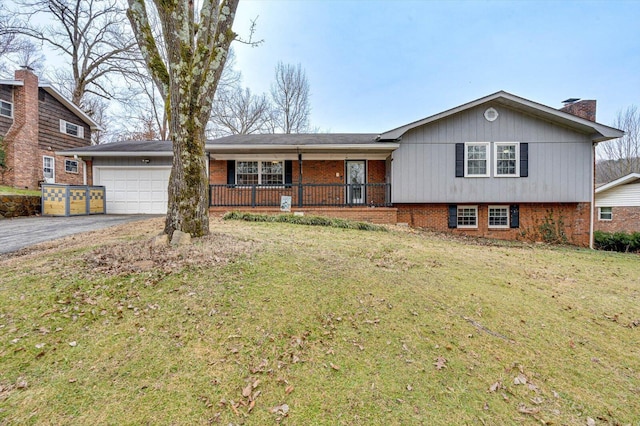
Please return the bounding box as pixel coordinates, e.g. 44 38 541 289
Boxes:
594 230 640 253
222 211 387 232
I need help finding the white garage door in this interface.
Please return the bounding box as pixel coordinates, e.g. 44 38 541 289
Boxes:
95 167 171 214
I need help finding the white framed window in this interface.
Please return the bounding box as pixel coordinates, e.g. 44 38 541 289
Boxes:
598 207 613 221
457 205 478 228
43 156 55 182
464 142 490 177
494 142 519 177
236 160 284 185
488 205 510 228
65 159 79 174
59 119 84 139
0 100 13 118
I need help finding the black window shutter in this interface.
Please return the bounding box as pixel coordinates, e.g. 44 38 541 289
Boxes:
448 205 458 228
284 160 293 185
227 160 235 185
520 143 528 177
455 143 464 177
510 205 520 228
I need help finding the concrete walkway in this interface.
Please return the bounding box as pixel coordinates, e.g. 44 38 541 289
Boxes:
0 215 158 255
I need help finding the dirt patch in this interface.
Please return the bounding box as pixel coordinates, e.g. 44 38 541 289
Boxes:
83 231 257 276
0 217 259 275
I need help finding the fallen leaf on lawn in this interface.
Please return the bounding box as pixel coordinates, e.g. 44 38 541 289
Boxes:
406 384 413 391
285 385 294 395
483 402 489 410
68 378 77 383
489 381 502 392
528 382 539 392
248 400 256 413
330 362 340 371
69 341 77 347
531 396 544 405
517 403 540 414
242 383 252 398
513 374 527 385
434 356 447 370
35 343 45 349
586 417 596 426
270 404 289 415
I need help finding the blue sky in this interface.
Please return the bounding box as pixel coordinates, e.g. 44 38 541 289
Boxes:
232 0 640 133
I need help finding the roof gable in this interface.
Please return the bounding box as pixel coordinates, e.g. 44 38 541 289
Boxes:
379 91 624 143
0 79 101 131
595 173 640 194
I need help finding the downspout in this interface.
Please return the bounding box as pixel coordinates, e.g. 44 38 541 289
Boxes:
589 142 596 249
78 155 87 185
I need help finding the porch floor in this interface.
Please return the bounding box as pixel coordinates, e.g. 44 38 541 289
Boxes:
209 206 398 225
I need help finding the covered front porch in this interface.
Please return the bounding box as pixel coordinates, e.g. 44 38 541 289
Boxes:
207 133 398 214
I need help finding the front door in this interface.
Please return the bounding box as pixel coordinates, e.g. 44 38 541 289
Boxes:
346 160 365 204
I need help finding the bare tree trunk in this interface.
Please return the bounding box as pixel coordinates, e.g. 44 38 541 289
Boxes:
165 105 210 236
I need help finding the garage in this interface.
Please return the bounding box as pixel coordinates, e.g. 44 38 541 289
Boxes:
94 167 171 214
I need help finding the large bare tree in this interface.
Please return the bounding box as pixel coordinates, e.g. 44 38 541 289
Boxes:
0 4 40 74
270 62 311 134
209 86 271 137
127 0 238 237
7 0 139 107
596 105 639 183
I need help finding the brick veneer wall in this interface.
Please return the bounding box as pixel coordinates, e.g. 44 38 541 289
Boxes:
209 159 387 185
38 148 85 186
595 206 640 233
396 202 591 247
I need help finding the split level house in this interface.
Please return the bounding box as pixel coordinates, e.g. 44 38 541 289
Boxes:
59 91 624 247
0 67 101 190
595 173 640 233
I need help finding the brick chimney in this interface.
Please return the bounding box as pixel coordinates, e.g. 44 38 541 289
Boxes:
559 99 596 122
4 67 40 189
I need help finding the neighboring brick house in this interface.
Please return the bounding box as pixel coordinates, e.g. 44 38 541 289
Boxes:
60 91 624 247
0 67 101 190
595 173 640 233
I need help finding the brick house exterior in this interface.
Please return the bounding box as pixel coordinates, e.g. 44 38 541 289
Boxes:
60 92 623 247
0 68 100 190
595 174 640 233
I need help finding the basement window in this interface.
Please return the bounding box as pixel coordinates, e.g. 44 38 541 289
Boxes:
59 119 84 139
598 207 612 221
0 100 12 118
457 206 478 228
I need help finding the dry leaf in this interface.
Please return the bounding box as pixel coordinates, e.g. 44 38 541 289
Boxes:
531 397 544 405
330 362 340 371
270 404 289 415
489 381 501 392
248 400 256 413
513 374 527 385
406 384 413 391
586 417 596 426
242 383 252 398
434 356 447 370
517 404 540 414
285 385 294 395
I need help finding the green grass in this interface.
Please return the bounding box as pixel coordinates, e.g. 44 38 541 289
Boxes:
0 185 41 196
1 219 639 425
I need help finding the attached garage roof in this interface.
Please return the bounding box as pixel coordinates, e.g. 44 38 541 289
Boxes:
58 134 399 157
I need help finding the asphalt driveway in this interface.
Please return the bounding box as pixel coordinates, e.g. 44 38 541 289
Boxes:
0 215 159 255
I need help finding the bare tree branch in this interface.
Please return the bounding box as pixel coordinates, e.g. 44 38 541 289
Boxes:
271 62 311 134
596 105 639 183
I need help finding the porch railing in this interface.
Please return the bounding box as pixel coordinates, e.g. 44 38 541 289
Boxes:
209 183 391 208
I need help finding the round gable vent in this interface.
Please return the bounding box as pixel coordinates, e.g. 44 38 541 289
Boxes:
484 107 499 122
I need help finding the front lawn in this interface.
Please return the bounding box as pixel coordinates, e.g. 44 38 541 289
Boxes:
1 218 638 425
